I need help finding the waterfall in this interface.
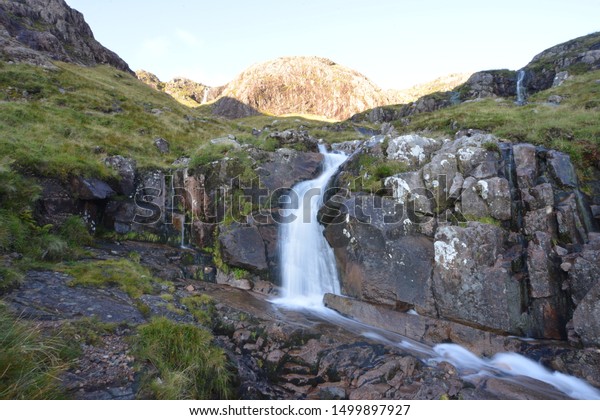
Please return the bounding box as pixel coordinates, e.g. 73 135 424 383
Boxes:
516 69 526 105
274 144 347 309
202 87 210 104
271 142 600 399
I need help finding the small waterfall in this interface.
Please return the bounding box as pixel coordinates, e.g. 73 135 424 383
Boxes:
274 144 348 309
202 87 210 104
516 69 527 105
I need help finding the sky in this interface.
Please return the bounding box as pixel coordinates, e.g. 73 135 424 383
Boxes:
66 0 600 90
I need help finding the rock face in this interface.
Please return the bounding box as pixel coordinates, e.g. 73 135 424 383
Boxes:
523 31 600 93
135 70 225 106
325 132 599 340
216 56 388 120
0 0 131 72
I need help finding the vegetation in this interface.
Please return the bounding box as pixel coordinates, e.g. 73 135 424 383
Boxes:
133 317 232 399
60 258 166 298
181 294 217 327
395 70 600 171
0 303 71 399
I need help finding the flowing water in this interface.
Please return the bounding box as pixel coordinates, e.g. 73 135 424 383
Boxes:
516 69 527 105
274 144 347 309
273 143 600 399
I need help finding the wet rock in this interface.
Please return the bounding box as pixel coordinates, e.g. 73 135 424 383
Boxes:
257 149 323 192
331 140 362 154
513 144 538 189
6 271 145 324
323 293 522 356
218 223 268 271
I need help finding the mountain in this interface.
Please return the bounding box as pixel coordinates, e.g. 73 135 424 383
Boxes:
0 0 130 72
135 70 224 107
386 72 472 104
214 56 389 120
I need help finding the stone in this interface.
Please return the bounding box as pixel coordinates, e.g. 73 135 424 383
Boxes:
552 71 569 87
104 156 137 196
70 177 115 200
0 0 131 72
386 134 442 170
547 150 578 188
548 95 563 104
484 177 512 220
331 140 363 154
459 177 488 219
513 144 538 189
323 293 522 356
209 136 241 148
432 223 525 334
218 223 268 271
567 237 600 304
153 137 170 154
6 271 145 324
572 281 600 347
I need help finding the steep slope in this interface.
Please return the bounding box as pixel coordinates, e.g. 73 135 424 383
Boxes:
0 0 130 72
215 56 388 120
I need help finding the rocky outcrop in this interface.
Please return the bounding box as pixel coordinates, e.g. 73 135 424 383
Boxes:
324 132 599 340
457 70 517 100
217 56 388 120
523 31 600 93
135 70 225 106
0 0 131 72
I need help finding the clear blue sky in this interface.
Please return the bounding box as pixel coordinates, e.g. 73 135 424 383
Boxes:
66 0 600 89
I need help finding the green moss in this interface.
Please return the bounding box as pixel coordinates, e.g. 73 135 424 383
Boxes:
181 295 216 327
60 258 158 298
133 317 232 399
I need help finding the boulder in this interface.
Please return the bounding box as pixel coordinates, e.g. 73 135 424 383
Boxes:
104 155 137 196
572 281 600 347
218 223 268 271
432 223 525 334
70 177 115 200
153 137 170 154
386 134 442 170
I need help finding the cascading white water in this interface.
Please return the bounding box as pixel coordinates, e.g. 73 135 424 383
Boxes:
202 87 210 104
275 144 347 309
272 140 600 399
516 69 526 105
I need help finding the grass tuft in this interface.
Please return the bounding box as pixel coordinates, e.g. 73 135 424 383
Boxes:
133 317 232 399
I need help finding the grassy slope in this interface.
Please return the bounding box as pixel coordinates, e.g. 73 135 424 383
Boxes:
0 61 365 180
394 70 600 172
